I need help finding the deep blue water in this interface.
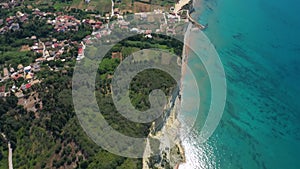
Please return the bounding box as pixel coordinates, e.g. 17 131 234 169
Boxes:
180 0 300 168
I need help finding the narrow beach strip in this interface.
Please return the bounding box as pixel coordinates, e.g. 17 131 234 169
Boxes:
174 0 191 14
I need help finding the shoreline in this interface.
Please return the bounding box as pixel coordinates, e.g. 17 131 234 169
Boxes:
177 0 203 168
176 21 192 169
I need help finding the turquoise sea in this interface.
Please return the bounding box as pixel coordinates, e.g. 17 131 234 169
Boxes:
180 0 300 168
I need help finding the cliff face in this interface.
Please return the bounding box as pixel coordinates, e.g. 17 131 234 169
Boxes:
142 81 185 169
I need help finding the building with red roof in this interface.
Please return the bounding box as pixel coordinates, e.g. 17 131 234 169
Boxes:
0 85 6 97
0 85 5 93
25 83 31 89
78 48 83 55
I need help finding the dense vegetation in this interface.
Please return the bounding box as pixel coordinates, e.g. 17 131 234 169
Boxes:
0 34 183 169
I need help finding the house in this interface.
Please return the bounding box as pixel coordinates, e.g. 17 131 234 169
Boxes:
46 57 55 61
119 20 129 26
24 66 32 73
35 57 46 62
9 67 15 73
15 91 24 98
88 19 96 25
6 17 14 24
130 28 140 33
16 11 24 17
25 83 31 89
84 39 92 44
168 29 176 34
9 23 20 31
96 33 102 39
32 63 40 72
145 29 152 34
78 48 83 55
94 21 102 29
114 8 120 15
21 84 32 90
141 13 147 19
31 36 37 40
0 3 9 9
45 41 52 47
145 34 153 38
11 73 23 80
25 73 33 80
0 85 6 97
111 52 123 60
3 68 9 77
19 15 28 22
52 43 59 48
11 85 16 92
105 13 110 20
21 84 26 90
77 47 85 61
17 64 24 70
0 27 8 34
170 7 175 13
0 85 5 92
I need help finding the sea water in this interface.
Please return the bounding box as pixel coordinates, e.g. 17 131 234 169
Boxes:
180 0 300 168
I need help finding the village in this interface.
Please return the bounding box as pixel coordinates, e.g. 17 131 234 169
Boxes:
0 1 193 101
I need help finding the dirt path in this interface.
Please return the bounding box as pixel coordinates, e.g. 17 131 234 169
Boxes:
1 133 13 169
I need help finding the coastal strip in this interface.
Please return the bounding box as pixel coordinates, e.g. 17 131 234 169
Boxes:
177 0 206 168
141 6 195 169
175 21 193 169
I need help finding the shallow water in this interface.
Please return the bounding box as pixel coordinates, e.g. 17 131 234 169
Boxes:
180 0 300 168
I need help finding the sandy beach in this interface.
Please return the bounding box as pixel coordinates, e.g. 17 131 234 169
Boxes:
174 0 191 14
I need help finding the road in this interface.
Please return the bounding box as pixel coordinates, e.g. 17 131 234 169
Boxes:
1 133 13 169
39 39 46 57
111 0 114 17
